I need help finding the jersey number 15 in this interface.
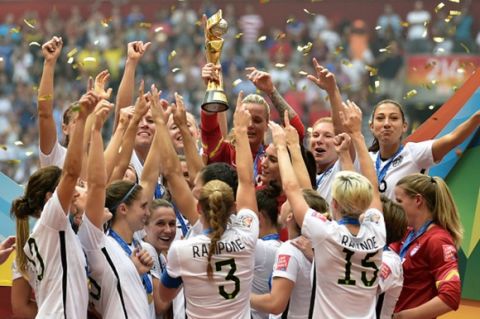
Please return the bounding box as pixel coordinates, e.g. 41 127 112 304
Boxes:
338 248 379 287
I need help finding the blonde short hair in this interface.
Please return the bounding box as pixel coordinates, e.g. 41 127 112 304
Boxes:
242 94 270 121
331 171 373 217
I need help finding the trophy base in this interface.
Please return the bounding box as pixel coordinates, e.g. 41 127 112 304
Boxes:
201 90 229 113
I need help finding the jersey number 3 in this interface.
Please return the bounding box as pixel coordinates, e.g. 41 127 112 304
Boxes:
338 248 379 287
215 258 240 299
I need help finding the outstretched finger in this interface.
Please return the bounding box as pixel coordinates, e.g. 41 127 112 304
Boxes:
87 76 94 91
236 90 244 111
283 110 290 128
138 80 145 98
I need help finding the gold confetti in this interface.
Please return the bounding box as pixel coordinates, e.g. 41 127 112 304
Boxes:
457 67 465 74
67 48 78 57
260 0 270 3
449 10 461 16
303 9 316 16
67 57 74 64
422 30 428 38
101 18 111 28
233 79 242 87
14 141 24 146
275 63 286 68
445 15 453 23
168 50 177 61
374 80 380 88
23 19 36 29
275 32 286 40
0 145 6 151
424 60 437 69
449 0 460 3
375 25 382 30
195 20 202 27
365 65 378 76
379 45 391 53
341 59 352 67
154 26 164 33
401 21 409 28
437 47 445 53
286 18 295 24
94 40 99 46
289 79 295 89
297 42 313 55
38 94 53 102
423 80 438 90
83 57 96 63
428 105 435 110
10 27 20 34
257 35 267 42
235 33 243 39
460 43 470 53
368 85 376 94
435 2 445 13
298 71 308 76
334 46 344 56
403 89 418 99
25 151 34 157
172 68 180 73
139 22 152 29
452 85 458 92
307 127 313 134
29 41 41 47
6 160 21 165
433 37 445 43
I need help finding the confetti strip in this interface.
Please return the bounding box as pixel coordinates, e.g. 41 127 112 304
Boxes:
365 65 378 76
101 18 111 28
6 160 21 165
449 10 461 16
275 63 285 68
435 2 445 13
433 37 444 43
275 32 286 40
14 141 24 146
172 68 180 73
233 79 242 87
139 22 152 29
257 35 267 42
23 19 36 29
67 48 78 57
83 57 96 63
403 89 418 99
10 27 20 34
0 145 6 151
286 18 295 24
374 80 380 88
154 26 164 33
303 9 316 16
375 26 382 30
460 43 470 53
298 71 308 76
29 42 41 47
67 57 74 64
168 50 177 61
25 151 34 157
449 0 460 3
235 33 243 39
297 42 313 55
341 59 352 67
428 105 435 110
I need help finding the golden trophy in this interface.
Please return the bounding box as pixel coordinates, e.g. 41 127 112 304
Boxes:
201 10 229 112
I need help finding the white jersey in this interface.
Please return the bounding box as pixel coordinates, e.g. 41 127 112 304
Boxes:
252 238 281 319
370 140 435 200
39 139 66 168
166 208 259 319
78 216 150 319
377 249 403 319
269 241 312 319
302 208 386 319
23 191 88 318
316 157 360 205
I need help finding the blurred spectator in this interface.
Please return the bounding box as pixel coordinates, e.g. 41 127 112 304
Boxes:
238 4 263 56
406 1 432 53
377 4 402 39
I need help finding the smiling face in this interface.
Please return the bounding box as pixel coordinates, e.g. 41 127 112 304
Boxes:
124 190 149 232
370 102 407 148
309 120 338 171
135 109 156 149
245 102 269 149
260 144 281 185
144 205 176 253
166 112 199 150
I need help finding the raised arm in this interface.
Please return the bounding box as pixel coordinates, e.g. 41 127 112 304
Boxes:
86 100 113 228
172 93 204 184
57 91 99 213
284 111 312 189
109 81 149 183
246 67 305 140
270 121 309 226
114 41 151 130
250 277 294 315
340 101 381 211
139 85 167 203
104 106 132 181
234 91 257 212
201 62 228 138
38 36 62 156
432 110 480 162
334 133 354 171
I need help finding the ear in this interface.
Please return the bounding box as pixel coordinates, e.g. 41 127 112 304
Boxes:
44 191 53 203
61 122 69 136
402 120 408 134
117 203 128 217
414 194 424 209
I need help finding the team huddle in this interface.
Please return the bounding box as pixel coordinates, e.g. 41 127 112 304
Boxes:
4 33 479 319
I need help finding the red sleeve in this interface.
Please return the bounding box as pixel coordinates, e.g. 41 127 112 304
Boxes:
201 111 234 165
289 114 305 142
427 233 461 310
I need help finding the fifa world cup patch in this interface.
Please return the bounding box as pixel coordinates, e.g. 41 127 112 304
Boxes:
380 262 392 280
311 211 327 222
442 245 457 262
276 254 291 271
240 216 254 228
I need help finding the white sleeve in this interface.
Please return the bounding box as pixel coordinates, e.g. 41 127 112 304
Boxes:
301 208 330 244
142 242 161 279
39 191 69 231
77 214 105 251
232 208 259 246
362 208 386 244
166 242 182 278
272 243 299 283
39 139 66 168
11 260 24 281
406 140 435 169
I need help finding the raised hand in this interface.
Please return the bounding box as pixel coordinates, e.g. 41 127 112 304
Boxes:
334 132 352 154
78 91 101 119
246 67 274 94
283 110 300 148
92 100 114 131
233 91 251 129
131 247 153 275
127 41 152 62
94 70 113 100
0 236 15 264
133 81 150 120
150 84 168 123
339 100 363 134
201 63 220 85
307 58 337 94
291 235 313 262
41 36 63 62
269 121 287 149
172 92 188 126
119 105 135 127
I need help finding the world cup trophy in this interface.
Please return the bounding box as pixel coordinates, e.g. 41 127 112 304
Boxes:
201 10 229 112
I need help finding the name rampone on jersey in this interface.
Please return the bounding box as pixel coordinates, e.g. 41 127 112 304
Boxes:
192 238 246 258
340 235 379 251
